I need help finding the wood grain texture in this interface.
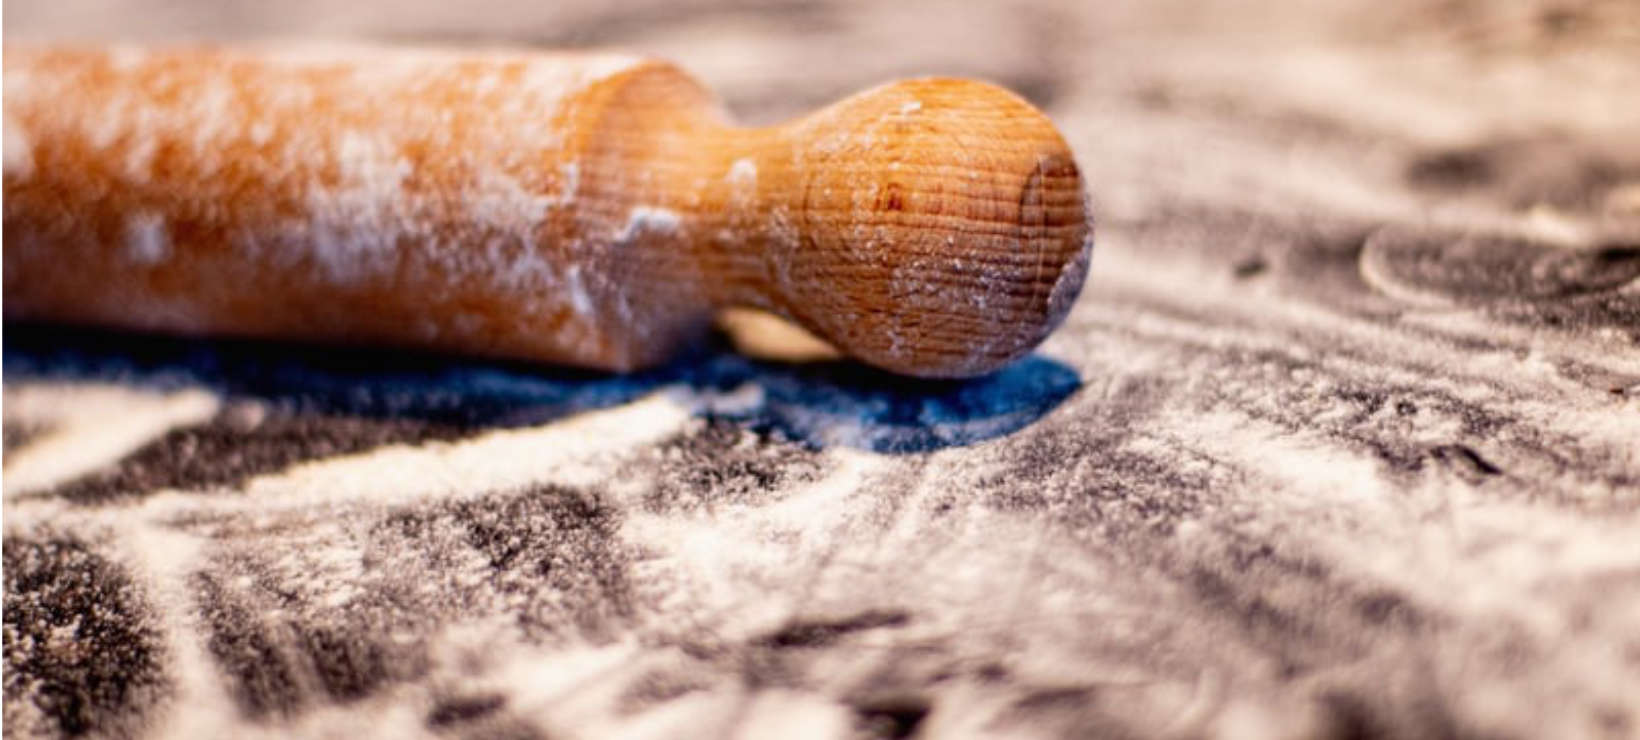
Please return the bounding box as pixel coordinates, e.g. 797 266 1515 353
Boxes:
3 1 1639 739
3 46 1089 377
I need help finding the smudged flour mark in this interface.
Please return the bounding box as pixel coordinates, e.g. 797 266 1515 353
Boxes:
615 206 681 244
560 161 580 201
125 212 171 265
728 157 757 187
567 264 594 316
4 113 33 177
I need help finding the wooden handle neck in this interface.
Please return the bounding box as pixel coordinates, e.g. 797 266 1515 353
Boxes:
584 66 1091 377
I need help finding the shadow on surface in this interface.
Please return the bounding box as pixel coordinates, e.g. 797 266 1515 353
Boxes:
2 323 1081 453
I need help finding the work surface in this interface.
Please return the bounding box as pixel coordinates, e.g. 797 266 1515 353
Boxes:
4 1 1639 738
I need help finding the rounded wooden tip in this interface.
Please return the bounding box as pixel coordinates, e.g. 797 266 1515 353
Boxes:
771 78 1091 378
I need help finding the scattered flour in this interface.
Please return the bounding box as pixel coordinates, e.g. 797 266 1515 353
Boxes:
227 391 691 509
3 113 33 177
106 46 149 72
123 136 159 179
302 130 414 283
124 211 171 265
727 157 757 187
1 384 220 499
110 524 243 739
566 264 594 316
615 206 682 244
1045 230 1094 326
247 121 275 146
560 160 580 200
466 166 559 244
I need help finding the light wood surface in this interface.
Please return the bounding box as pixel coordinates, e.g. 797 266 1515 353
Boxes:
3 46 1089 377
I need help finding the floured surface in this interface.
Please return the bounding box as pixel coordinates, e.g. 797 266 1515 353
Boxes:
4 0 1640 738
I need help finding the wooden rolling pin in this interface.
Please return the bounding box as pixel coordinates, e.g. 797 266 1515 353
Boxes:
2 46 1090 378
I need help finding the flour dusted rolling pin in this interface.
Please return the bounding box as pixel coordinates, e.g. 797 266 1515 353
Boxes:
3 46 1090 378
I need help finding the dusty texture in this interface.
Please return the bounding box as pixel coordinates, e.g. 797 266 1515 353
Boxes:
3 47 1087 377
3 0 1639 738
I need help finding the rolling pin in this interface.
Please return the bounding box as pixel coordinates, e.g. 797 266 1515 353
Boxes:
2 46 1090 378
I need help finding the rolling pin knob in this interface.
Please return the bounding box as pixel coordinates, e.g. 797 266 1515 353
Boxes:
761 78 1091 377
